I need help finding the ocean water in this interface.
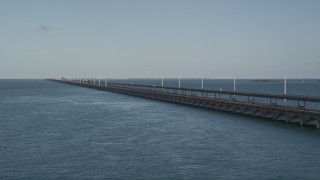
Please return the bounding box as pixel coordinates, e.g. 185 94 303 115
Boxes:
1 79 320 179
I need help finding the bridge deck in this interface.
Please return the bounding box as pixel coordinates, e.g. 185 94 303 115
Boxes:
109 82 320 103
47 79 320 128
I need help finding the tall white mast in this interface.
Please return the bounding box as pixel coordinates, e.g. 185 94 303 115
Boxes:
161 76 164 87
233 77 236 91
201 77 204 89
284 75 287 95
178 75 181 88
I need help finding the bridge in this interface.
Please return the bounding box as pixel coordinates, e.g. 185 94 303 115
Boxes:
47 78 320 128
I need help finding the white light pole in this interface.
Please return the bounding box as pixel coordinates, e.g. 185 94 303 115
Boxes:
161 76 164 87
233 77 236 91
284 75 287 95
178 75 181 88
201 77 204 89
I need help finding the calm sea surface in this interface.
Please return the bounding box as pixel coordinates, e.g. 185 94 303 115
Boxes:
1 79 320 179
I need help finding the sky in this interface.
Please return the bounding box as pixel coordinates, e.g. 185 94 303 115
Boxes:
0 0 319 79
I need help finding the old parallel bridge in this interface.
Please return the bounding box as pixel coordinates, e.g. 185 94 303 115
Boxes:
47 78 320 128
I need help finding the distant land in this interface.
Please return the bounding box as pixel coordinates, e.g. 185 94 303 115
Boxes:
251 79 281 83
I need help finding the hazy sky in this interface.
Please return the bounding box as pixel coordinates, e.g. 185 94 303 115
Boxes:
1 0 319 79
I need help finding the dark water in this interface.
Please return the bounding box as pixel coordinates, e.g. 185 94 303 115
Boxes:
1 79 320 179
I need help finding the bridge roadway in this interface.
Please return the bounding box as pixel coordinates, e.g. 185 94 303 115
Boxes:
47 79 320 128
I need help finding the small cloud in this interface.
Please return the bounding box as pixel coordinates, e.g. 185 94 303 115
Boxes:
36 25 54 32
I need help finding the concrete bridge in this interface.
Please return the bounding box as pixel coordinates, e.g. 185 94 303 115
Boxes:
47 78 320 128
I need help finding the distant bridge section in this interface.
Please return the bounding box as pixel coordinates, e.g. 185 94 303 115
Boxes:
47 78 320 128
